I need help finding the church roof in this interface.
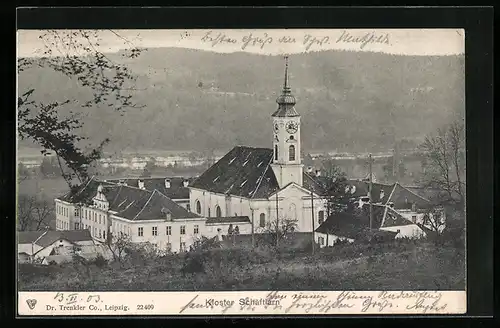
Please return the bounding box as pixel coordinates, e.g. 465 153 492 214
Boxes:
271 105 300 118
190 146 280 199
272 55 299 117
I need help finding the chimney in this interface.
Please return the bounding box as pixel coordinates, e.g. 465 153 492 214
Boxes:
138 179 145 190
183 179 189 187
165 178 171 189
307 166 313 173
315 170 321 177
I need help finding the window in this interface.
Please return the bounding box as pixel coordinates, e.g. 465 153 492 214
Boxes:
208 208 211 217
138 227 144 237
180 225 186 235
99 229 102 238
318 211 325 225
319 237 325 246
412 215 417 223
152 226 158 236
289 135 294 140
75 222 79 230
166 226 172 235
194 225 199 234
74 208 79 217
289 145 295 161
180 242 186 252
196 200 201 214
103 231 106 240
274 145 278 161
215 205 222 217
260 213 266 228
99 215 102 225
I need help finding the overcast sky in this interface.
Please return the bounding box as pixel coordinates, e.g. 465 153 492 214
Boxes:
17 29 464 58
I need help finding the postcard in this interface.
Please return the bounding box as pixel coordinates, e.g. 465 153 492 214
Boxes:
16 27 466 316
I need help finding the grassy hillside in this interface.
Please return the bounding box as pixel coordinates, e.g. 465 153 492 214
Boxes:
19 237 465 291
18 48 465 154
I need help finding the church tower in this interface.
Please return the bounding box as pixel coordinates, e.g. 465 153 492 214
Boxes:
271 56 303 188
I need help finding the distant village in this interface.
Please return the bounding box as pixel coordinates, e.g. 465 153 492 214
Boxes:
17 58 450 266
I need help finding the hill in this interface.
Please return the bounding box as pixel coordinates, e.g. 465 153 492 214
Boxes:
17 48 465 154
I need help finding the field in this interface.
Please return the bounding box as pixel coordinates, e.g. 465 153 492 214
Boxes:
18 236 465 292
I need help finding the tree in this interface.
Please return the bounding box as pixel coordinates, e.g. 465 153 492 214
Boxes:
318 159 350 216
418 120 465 210
17 194 52 231
258 217 298 247
420 208 447 245
18 30 145 190
106 232 132 265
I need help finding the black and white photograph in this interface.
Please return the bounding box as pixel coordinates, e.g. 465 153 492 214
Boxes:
16 25 469 315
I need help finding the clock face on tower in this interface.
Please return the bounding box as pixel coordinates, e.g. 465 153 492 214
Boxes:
285 121 299 134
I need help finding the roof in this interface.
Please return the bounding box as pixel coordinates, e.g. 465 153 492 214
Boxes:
206 216 251 225
190 146 280 199
384 183 434 210
17 231 45 244
58 177 201 221
18 229 94 248
105 177 193 200
314 204 387 238
114 189 200 221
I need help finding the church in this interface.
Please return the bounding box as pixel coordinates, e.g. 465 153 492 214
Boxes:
188 57 328 234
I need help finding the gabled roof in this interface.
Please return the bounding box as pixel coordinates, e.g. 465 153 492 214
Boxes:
206 216 251 225
190 146 280 199
57 177 201 221
17 231 45 244
315 204 386 238
115 189 200 221
384 183 433 210
105 177 193 200
18 229 94 248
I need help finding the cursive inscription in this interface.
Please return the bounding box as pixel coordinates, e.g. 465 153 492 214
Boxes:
405 292 448 313
336 30 390 49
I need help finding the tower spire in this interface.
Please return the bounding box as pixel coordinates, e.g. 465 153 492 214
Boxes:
283 54 290 93
274 55 297 112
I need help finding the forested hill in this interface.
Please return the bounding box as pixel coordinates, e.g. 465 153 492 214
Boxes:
18 47 465 155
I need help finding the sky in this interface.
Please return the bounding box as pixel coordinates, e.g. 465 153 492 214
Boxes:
17 29 465 58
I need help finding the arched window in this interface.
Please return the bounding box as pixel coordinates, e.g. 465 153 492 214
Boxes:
289 145 296 161
274 145 278 161
208 208 211 217
259 213 266 228
215 205 222 217
195 200 201 214
318 211 325 225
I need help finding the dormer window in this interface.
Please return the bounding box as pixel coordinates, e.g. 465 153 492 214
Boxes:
183 180 189 187
165 179 171 189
